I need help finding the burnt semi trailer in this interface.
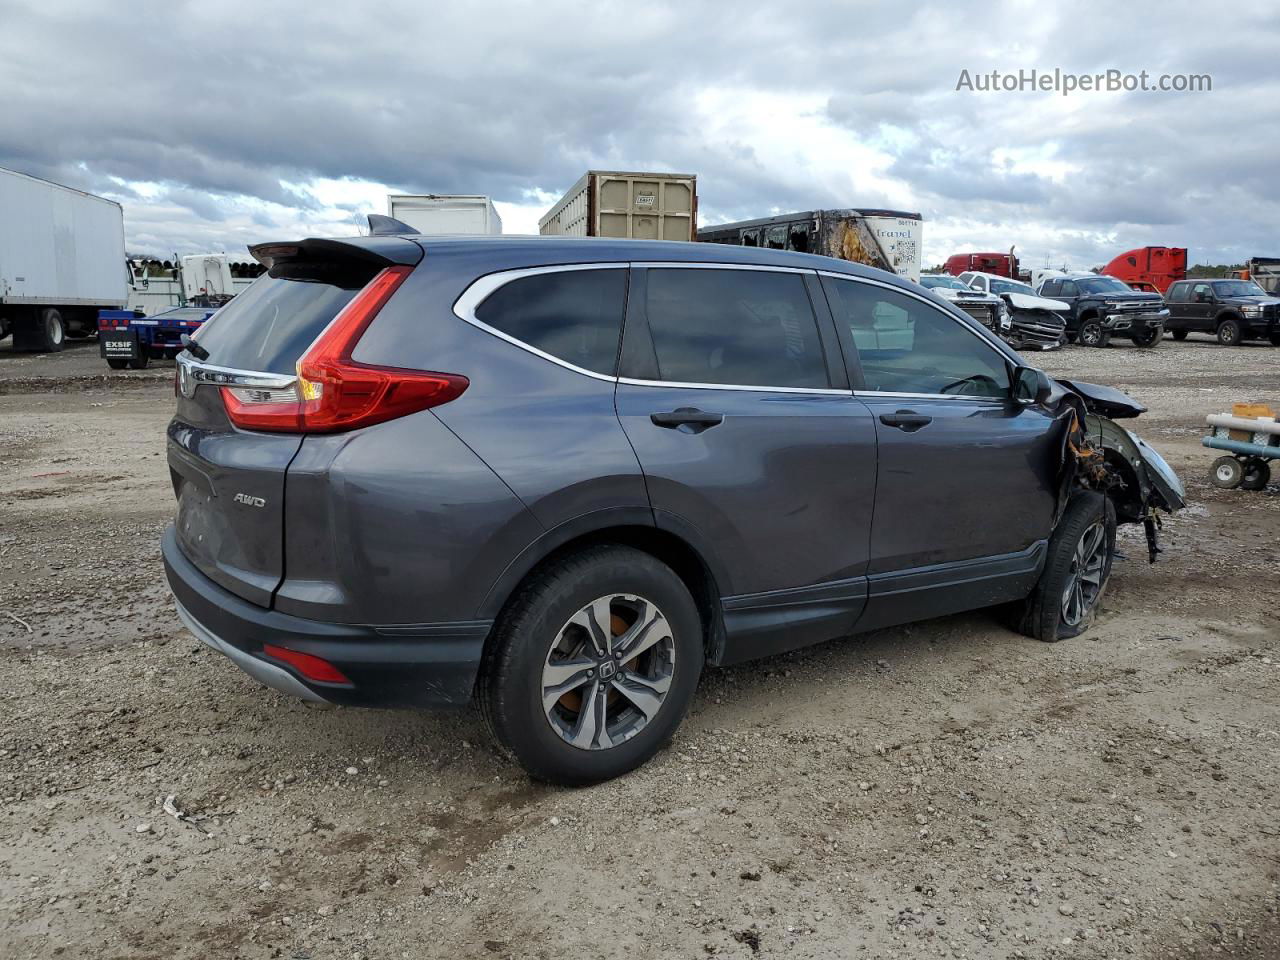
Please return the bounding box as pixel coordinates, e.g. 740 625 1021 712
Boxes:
698 209 923 281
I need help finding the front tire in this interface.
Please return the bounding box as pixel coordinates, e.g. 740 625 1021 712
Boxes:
1132 326 1163 347
1017 492 1116 643
1217 318 1242 346
479 545 704 785
1210 456 1243 489
1172 329 1189 341
1079 319 1107 348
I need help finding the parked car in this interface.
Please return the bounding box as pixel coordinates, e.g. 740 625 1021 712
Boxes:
918 274 1009 336
163 223 1184 785
1163 278 1280 346
957 271 1068 350
1035 273 1168 347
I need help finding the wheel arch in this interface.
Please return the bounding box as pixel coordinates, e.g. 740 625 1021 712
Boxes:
1215 310 1242 326
476 509 729 663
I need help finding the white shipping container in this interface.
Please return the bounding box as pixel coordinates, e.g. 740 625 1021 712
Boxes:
386 195 503 235
0 166 128 308
539 171 697 241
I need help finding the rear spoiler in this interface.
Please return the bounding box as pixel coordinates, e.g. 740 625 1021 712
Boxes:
250 232 424 270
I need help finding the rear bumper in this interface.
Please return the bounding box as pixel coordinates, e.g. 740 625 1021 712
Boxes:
162 525 491 709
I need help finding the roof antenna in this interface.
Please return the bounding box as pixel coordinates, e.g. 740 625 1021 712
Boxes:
367 214 418 236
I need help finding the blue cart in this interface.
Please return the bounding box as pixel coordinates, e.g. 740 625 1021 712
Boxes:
99 306 215 370
1203 412 1280 490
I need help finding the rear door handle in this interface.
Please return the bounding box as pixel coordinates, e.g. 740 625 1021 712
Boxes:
650 407 724 431
879 410 932 432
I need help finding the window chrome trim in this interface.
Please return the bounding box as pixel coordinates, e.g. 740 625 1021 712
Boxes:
452 263 626 383
618 376 850 396
631 261 813 275
852 390 1003 403
175 353 297 397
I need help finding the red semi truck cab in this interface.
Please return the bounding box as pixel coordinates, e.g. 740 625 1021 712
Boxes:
944 251 1019 278
1101 247 1187 294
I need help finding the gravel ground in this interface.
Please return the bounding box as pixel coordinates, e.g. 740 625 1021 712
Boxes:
2 338 1278 959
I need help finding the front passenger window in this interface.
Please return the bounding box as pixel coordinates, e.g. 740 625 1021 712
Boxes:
824 278 1010 398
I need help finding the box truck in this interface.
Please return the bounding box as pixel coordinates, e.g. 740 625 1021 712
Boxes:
699 209 923 281
0 166 129 351
539 171 697 241
386 195 503 235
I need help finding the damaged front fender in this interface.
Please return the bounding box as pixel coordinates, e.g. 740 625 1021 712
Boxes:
1045 378 1186 561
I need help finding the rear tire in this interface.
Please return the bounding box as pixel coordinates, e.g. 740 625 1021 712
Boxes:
1016 492 1116 643
12 308 65 352
1269 333 1280 347
1172 329 1189 341
1210 456 1243 489
127 355 150 370
1241 458 1271 491
479 545 704 785
106 358 129 370
1217 318 1242 346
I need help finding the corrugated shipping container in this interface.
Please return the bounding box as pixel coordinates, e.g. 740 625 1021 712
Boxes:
0 165 128 307
539 171 696 241
387 195 503 235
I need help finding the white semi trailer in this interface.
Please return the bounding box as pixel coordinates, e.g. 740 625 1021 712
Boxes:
386 195 503 235
0 166 129 351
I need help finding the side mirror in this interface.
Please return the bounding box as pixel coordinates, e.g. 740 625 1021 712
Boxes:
1012 366 1052 406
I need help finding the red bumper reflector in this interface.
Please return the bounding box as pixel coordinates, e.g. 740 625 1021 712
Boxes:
262 644 351 684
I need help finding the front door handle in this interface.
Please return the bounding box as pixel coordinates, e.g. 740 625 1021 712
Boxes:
650 407 724 432
879 410 932 432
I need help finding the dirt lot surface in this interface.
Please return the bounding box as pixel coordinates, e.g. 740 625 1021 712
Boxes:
2 338 1278 959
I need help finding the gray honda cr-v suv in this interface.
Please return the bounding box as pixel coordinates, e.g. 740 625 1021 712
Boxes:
163 219 1184 784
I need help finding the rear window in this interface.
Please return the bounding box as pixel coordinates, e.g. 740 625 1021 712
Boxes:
193 261 376 374
474 268 626 375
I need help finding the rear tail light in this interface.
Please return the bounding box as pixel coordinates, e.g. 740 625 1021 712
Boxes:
221 265 468 433
262 644 351 684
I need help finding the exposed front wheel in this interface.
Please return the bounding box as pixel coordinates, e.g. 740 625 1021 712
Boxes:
479 545 703 785
1016 492 1116 642
1217 318 1242 346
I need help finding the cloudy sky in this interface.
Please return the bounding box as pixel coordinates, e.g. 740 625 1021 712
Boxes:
2 0 1275 269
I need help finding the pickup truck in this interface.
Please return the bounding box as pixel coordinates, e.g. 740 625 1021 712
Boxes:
1035 273 1168 348
1163 278 1280 346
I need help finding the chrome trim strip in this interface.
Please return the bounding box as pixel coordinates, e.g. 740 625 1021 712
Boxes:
630 261 814 275
618 376 849 396
852 390 1002 403
452 264 625 383
175 353 297 391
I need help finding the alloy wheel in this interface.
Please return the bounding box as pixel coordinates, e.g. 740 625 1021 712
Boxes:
1061 520 1107 627
541 594 676 750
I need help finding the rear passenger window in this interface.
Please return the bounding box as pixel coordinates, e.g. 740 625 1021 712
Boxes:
1040 280 1060 296
824 277 1010 398
475 268 626 375
644 269 828 389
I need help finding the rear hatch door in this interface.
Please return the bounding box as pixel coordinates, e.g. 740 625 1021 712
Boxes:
168 237 423 607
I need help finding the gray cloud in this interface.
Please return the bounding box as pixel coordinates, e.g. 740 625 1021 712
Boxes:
0 0 1274 267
